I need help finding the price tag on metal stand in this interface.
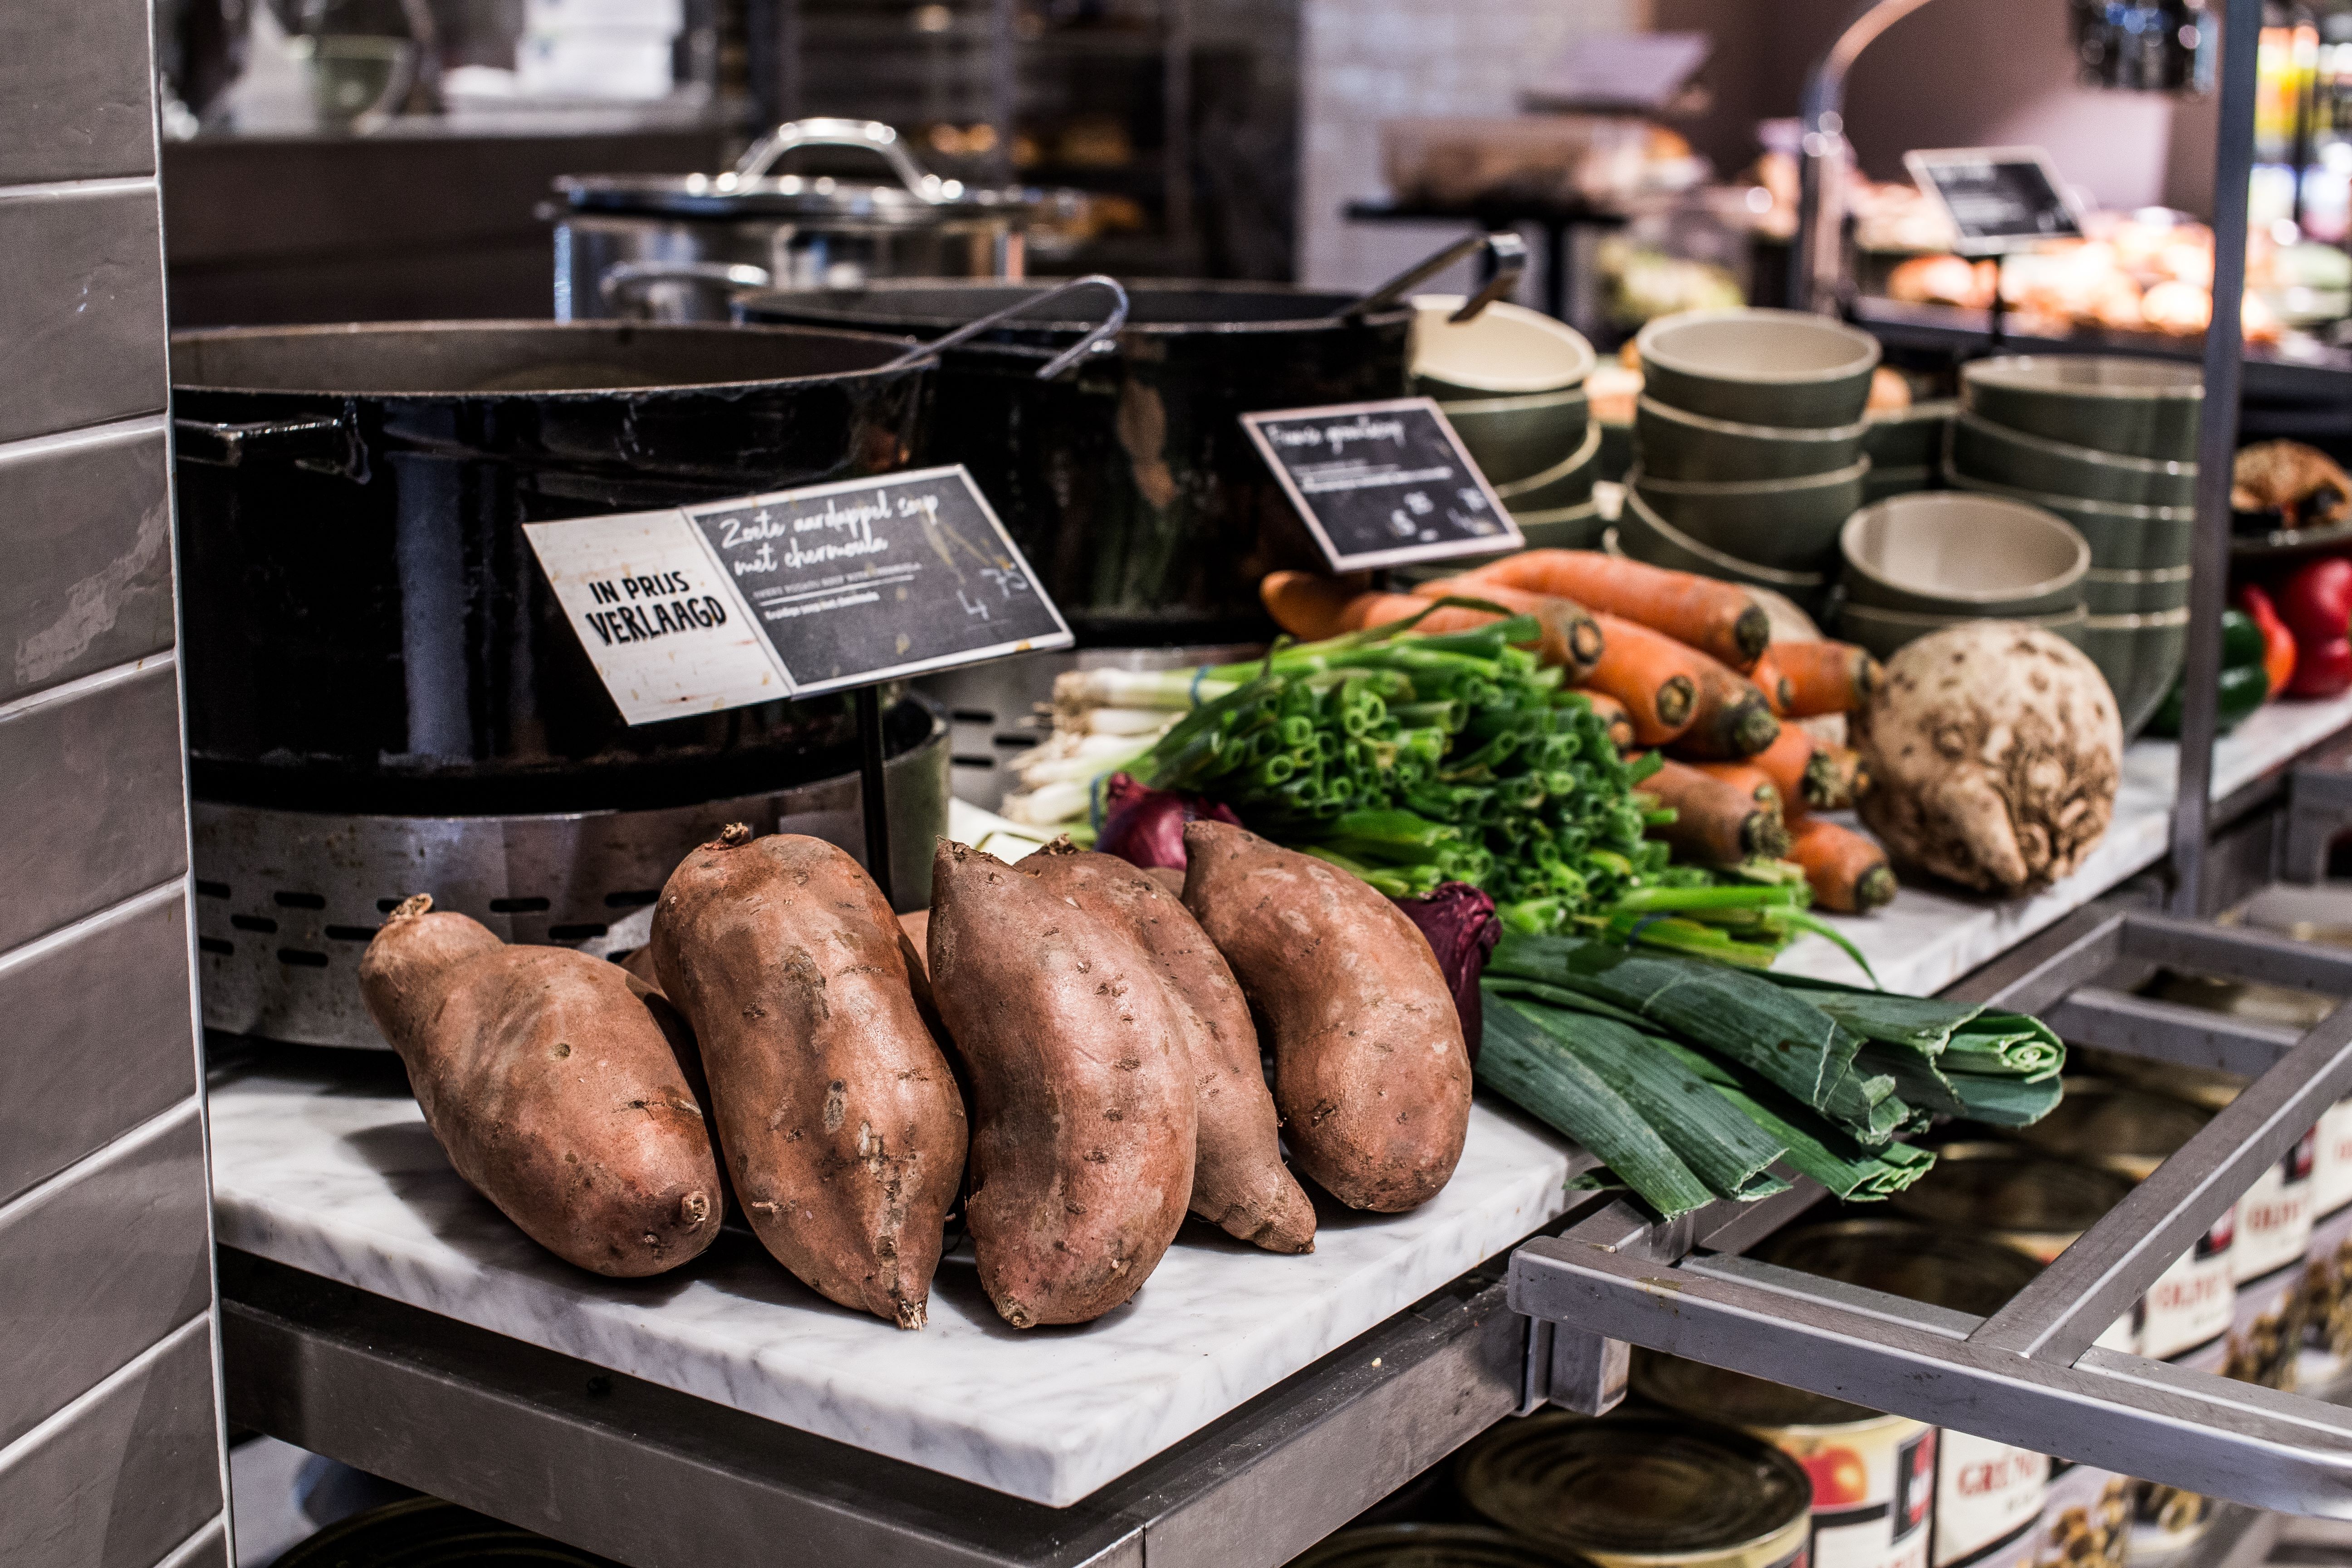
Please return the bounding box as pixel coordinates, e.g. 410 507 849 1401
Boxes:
1903 146 2085 255
1242 397 1523 573
525 464 1071 902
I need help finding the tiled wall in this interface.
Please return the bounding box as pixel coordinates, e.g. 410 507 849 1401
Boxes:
1295 0 1646 294
0 0 231 1563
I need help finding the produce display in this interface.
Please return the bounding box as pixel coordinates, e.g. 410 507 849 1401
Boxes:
358 898 723 1280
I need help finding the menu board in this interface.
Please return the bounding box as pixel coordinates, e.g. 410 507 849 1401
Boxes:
1903 146 2084 255
1241 397 1522 573
525 465 1071 724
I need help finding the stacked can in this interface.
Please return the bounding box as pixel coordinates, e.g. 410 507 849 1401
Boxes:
2302 1097 2352 1386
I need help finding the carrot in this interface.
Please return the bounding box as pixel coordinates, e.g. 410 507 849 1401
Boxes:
1413 577 1604 678
1468 550 1770 671
1768 640 1882 717
1575 690 1637 753
1693 760 1782 815
1578 613 1703 746
1747 648 1796 716
1672 662 1780 761
1640 756 1789 864
1261 571 1361 641
1787 817 1896 913
1745 725 1843 813
1813 746 1870 812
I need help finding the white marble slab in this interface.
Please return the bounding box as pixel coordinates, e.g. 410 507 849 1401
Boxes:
1774 688 2352 994
208 1060 1577 1507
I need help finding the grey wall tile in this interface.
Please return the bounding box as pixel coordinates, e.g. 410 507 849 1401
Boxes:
0 663 188 954
0 186 167 447
0 422 175 705
0 1317 223 1568
0 1104 211 1451
0 0 157 186
0 891 198 1205
152 1519 229 1568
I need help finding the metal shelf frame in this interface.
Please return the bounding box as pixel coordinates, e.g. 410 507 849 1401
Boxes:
1511 901 2352 1517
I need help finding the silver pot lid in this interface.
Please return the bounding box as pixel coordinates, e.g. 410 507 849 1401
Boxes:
554 116 1041 225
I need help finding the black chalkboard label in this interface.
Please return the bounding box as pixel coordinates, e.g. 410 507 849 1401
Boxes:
687 465 1072 697
1904 146 2084 255
1241 397 1524 572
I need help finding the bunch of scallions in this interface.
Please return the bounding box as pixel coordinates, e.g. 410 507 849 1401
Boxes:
1476 934 2067 1216
1005 606 1863 968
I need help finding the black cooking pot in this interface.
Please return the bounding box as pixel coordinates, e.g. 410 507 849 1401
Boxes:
172 320 934 815
733 259 1511 644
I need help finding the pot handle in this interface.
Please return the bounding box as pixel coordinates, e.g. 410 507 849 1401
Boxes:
599 259 775 318
1339 230 1530 323
882 274 1132 381
729 118 946 203
173 411 358 472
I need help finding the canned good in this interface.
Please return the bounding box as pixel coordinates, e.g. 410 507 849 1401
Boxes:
1756 1223 2052 1568
2304 1104 2352 1383
1891 1144 2136 1266
2066 1049 2244 1114
2220 1130 2318 1388
2035 1461 2131 1568
1286 1524 1592 1568
1458 1411 1814 1568
1636 1354 1934 1568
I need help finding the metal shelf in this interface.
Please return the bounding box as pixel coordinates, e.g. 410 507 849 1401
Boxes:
1509 899 2352 1517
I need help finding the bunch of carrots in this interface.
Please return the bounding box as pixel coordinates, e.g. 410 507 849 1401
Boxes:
1261 551 1896 915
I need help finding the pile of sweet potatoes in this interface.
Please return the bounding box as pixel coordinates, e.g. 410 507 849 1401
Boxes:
359 817 1474 1332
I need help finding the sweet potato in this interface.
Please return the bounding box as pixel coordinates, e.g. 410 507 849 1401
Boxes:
358 897 721 1279
928 840 1196 1327
1180 820 1471 1212
651 828 965 1329
1029 845 1315 1253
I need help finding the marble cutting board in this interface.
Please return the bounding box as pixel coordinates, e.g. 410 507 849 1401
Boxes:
208 1055 1578 1506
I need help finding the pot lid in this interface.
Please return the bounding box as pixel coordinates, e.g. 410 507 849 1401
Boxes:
555 115 1041 223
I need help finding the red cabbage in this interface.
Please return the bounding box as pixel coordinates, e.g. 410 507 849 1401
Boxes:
1393 882 1501 1063
1097 774 1242 872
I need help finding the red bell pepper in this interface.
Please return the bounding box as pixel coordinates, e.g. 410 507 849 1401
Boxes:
2236 583 2298 696
2278 557 2352 699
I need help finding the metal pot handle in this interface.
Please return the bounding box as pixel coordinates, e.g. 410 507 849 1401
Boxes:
1340 230 1530 323
173 411 358 472
598 260 775 318
881 274 1132 381
729 118 946 203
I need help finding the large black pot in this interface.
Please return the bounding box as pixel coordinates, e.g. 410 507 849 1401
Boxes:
172 320 934 815
733 280 1416 645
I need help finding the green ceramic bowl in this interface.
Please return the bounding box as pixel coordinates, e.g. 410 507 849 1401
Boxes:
1493 421 1603 512
1596 417 1634 483
1961 355 2203 461
1612 490 1834 617
1836 599 2090 662
1863 399 1958 471
1862 464 1938 506
1412 294 1597 398
1635 307 1882 428
1440 387 1592 489
2082 564 2193 615
1948 410 2198 509
2079 607 2192 739
1634 396 1869 483
1629 457 1869 571
1944 472 2196 571
1840 491 2090 616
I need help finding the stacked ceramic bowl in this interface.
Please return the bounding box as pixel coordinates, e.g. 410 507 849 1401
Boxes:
1617 308 1882 615
1837 492 2091 659
1861 399 1955 505
1413 296 1602 549
1944 355 2203 738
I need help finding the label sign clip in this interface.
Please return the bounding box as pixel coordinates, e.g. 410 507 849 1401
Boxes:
1241 396 1523 573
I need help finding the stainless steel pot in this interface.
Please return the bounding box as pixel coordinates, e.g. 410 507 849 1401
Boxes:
553 118 1046 323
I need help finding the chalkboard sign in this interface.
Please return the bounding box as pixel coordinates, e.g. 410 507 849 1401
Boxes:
1904 146 2084 255
524 464 1071 724
1241 397 1523 572
688 466 1070 697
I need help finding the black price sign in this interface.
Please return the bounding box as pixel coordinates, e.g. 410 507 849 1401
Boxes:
1241 397 1523 573
1904 146 2084 255
688 466 1071 697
